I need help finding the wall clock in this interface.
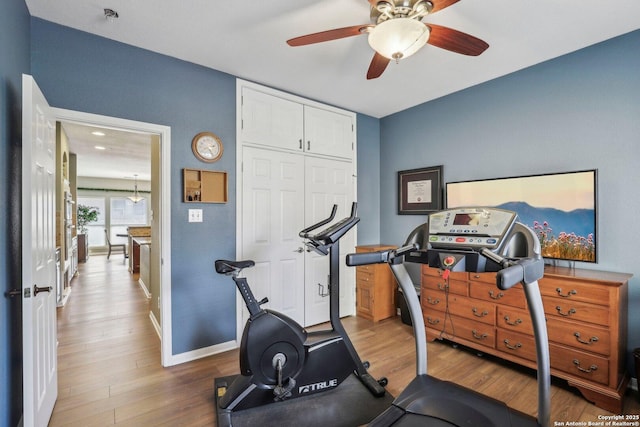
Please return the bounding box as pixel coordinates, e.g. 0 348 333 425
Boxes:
192 131 223 163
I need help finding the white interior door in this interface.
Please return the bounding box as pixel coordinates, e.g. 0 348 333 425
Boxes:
241 146 306 325
304 156 356 326
22 74 58 427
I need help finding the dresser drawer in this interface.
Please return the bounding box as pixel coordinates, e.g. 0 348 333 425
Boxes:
421 290 447 312
539 276 611 306
543 297 610 326
550 344 609 385
469 281 526 309
423 309 448 331
497 306 534 335
422 277 468 296
449 315 496 349
469 271 497 284
547 317 610 356
496 329 537 362
356 267 375 279
423 266 468 281
447 296 495 326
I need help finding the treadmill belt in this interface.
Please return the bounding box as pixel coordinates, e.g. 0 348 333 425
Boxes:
214 373 394 427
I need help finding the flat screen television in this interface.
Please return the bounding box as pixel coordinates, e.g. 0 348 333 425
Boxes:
446 169 597 263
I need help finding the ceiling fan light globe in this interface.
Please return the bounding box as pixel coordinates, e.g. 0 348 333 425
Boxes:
368 18 430 61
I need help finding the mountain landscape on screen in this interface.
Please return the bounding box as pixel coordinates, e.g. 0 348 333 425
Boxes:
497 201 595 262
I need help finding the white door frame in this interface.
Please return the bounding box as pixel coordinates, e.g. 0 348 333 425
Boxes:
51 108 175 366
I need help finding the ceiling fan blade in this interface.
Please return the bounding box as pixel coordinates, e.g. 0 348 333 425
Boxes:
367 52 391 80
426 24 489 56
429 0 461 13
287 25 372 46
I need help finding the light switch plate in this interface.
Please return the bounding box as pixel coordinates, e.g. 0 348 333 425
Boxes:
188 209 203 223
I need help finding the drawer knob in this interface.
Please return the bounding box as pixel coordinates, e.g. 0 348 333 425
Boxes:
556 287 577 298
503 339 522 350
472 307 489 318
472 330 488 340
574 332 599 345
503 316 523 326
556 306 577 317
488 290 504 300
427 317 440 325
573 359 598 374
426 297 440 305
437 283 449 291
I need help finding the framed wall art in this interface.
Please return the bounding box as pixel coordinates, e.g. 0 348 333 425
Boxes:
398 165 443 215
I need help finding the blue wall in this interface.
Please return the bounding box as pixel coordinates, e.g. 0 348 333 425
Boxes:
30 19 240 354
356 113 382 244
378 30 640 369
0 0 30 424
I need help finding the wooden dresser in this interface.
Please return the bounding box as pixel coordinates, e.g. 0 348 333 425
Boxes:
421 264 632 413
355 244 397 322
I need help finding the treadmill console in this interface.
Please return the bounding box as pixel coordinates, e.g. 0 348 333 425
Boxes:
428 207 517 251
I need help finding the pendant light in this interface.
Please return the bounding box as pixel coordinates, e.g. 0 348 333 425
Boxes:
128 174 144 203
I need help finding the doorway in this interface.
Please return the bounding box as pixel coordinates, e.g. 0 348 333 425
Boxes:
52 107 174 366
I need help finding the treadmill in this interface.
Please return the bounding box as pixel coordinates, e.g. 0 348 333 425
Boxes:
346 207 550 427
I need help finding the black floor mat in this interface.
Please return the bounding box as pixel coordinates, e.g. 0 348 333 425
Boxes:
214 374 394 427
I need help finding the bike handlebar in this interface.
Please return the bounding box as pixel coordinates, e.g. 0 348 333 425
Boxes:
299 204 338 239
300 202 359 245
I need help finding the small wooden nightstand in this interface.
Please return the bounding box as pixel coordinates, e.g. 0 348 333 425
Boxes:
355 244 398 322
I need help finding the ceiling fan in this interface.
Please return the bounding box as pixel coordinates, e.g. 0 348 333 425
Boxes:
286 0 488 79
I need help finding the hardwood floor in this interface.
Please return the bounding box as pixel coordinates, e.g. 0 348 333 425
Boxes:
50 255 640 426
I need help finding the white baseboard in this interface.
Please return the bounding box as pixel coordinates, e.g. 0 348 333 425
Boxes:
149 311 161 340
138 278 151 298
167 340 238 366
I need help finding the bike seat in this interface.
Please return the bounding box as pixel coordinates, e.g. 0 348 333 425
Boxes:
215 259 255 275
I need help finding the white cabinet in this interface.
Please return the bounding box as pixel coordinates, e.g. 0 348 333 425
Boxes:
237 80 357 329
240 86 354 160
303 105 353 159
240 87 303 151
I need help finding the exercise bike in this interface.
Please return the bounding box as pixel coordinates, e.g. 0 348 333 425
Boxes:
214 203 387 426
346 207 551 427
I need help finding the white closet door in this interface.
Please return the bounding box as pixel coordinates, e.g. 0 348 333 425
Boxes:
304 156 355 326
241 146 306 325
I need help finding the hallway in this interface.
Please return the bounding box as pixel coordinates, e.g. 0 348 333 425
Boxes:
51 255 221 426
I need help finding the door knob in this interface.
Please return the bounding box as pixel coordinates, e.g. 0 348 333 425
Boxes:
34 285 52 296
293 247 304 253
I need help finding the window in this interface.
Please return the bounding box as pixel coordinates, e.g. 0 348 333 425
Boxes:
109 197 148 243
77 196 106 246
77 194 149 248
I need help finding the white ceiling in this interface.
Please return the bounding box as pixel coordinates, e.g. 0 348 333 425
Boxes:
61 122 151 182
27 0 640 178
